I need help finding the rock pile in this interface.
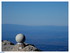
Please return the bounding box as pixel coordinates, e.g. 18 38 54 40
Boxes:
2 40 14 51
2 34 40 51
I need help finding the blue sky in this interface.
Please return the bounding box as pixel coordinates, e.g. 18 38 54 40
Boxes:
2 2 68 26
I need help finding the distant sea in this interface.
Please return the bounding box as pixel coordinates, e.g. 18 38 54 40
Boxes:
2 24 68 51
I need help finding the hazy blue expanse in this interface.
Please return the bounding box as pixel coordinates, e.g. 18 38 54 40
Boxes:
2 24 68 51
2 2 68 26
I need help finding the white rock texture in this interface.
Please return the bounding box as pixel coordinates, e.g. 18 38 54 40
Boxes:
15 34 25 43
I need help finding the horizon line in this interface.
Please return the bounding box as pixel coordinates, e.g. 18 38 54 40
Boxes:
2 23 68 27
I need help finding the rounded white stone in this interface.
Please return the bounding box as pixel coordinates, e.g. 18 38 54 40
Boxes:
15 34 25 43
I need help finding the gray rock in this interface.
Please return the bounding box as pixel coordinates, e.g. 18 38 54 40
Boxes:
22 45 38 51
2 40 40 51
2 45 14 51
12 43 39 51
2 40 14 51
2 40 14 45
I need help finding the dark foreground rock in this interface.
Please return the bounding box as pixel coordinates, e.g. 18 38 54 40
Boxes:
2 40 40 51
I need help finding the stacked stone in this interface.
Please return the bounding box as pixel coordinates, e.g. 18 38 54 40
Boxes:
2 33 40 51
12 33 39 51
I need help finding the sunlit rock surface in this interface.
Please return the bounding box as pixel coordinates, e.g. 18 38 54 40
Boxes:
2 40 40 51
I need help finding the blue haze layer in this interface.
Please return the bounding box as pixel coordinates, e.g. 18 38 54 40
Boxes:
2 2 68 26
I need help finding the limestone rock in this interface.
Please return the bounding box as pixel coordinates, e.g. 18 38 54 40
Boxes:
15 34 25 43
12 43 39 51
2 40 40 51
22 45 38 51
2 40 14 45
2 40 14 51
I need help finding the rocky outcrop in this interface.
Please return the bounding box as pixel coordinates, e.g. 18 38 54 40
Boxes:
2 34 41 51
2 40 14 45
2 40 40 51
2 40 14 51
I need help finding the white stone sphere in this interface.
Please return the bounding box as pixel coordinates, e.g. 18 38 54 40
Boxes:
15 34 25 43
